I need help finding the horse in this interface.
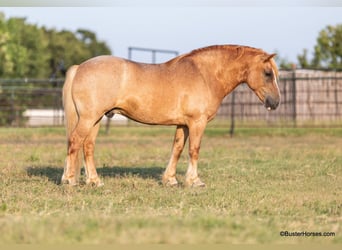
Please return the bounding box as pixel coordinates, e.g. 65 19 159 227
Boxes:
61 44 280 187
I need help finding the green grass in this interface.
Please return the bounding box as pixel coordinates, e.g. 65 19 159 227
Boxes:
0 126 341 244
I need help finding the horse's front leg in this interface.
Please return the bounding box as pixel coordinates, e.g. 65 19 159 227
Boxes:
186 119 207 187
163 125 189 186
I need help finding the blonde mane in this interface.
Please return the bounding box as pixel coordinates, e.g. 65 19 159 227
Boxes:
187 45 267 58
167 45 270 65
192 44 263 53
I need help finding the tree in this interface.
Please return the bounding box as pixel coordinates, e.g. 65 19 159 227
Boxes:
0 12 112 125
0 17 29 78
0 12 112 78
76 29 111 57
272 50 295 70
297 49 310 69
46 29 89 78
7 17 50 78
298 24 342 70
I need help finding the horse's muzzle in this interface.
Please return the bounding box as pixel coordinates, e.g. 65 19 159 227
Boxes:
265 95 280 111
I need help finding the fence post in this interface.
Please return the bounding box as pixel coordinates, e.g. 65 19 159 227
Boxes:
105 117 111 134
10 87 16 126
334 71 339 118
291 70 297 127
229 91 236 137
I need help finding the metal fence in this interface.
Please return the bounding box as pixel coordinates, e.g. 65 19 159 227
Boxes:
1 69 342 127
0 79 64 126
217 69 342 127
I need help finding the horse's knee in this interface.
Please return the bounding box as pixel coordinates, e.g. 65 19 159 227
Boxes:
68 137 82 155
173 143 184 158
83 141 95 157
189 146 200 160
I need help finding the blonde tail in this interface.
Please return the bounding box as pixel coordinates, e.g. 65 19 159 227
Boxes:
62 65 83 183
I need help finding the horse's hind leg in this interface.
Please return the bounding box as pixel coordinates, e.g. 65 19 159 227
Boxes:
63 118 95 186
163 125 189 186
83 122 103 187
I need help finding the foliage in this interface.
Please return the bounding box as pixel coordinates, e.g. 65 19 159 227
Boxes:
0 13 112 78
298 24 342 70
0 12 111 125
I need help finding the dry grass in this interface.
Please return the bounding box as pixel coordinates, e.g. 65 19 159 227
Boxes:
0 126 341 243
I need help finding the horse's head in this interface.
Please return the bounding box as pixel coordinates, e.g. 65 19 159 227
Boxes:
246 53 280 110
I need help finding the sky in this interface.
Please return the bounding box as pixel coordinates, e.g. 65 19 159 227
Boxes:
1 3 342 64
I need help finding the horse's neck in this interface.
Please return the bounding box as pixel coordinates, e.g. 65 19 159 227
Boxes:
191 50 249 97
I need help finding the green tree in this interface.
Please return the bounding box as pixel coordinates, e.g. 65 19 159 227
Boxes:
0 12 112 79
46 29 111 78
0 17 29 77
298 24 342 70
46 29 88 78
76 29 111 57
7 17 50 78
0 12 112 125
297 49 310 69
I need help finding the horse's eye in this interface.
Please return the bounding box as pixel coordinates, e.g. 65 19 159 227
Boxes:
264 70 273 78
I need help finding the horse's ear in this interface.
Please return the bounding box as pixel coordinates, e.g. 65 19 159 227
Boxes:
263 53 276 62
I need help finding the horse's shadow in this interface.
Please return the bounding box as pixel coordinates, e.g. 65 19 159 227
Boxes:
26 165 166 185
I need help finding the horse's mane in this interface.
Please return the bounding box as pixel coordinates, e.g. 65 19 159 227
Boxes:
168 45 267 65
188 45 266 57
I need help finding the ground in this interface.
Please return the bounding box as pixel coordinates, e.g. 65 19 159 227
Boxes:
0 125 341 243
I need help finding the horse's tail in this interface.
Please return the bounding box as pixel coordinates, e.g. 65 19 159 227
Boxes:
63 65 79 139
62 65 83 180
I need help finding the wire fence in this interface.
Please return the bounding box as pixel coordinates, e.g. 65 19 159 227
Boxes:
0 78 64 126
217 69 342 128
0 69 342 128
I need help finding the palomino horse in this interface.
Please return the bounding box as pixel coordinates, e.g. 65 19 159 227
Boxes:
62 45 280 187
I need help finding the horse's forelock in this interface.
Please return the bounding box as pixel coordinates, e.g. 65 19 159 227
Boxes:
269 58 279 78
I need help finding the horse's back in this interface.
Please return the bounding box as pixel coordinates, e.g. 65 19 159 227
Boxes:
70 54 211 125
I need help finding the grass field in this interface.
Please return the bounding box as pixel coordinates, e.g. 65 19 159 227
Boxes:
0 125 341 244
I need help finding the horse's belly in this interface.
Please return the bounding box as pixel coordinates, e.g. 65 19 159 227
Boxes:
116 109 184 125
114 97 185 125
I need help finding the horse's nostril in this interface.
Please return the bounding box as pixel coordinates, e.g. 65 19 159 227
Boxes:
265 96 279 110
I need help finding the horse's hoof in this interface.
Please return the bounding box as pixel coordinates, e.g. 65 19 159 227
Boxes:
192 179 206 188
162 176 178 187
86 178 104 187
186 178 206 188
165 179 179 187
61 176 78 186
